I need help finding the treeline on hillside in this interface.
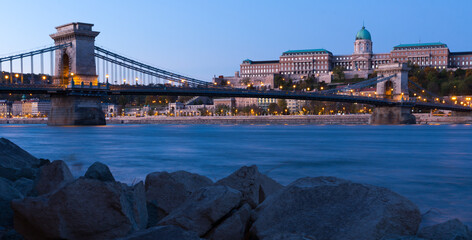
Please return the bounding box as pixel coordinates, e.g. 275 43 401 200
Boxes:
408 65 472 96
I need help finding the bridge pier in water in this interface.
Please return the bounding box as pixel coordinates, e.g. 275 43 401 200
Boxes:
370 106 416 124
48 95 105 126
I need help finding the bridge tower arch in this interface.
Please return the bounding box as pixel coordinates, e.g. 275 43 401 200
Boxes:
371 63 416 124
50 22 99 85
375 63 410 101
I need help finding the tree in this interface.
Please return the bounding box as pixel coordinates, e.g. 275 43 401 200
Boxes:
268 103 280 115
332 66 345 83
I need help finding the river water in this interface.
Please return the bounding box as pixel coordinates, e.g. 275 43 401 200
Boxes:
1 124 471 225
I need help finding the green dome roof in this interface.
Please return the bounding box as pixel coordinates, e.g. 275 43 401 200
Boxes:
356 26 371 41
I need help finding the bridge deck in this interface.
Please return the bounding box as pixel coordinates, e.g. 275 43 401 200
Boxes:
0 84 470 112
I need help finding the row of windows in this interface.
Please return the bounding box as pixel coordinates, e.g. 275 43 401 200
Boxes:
242 69 279 74
281 56 328 61
452 56 472 60
241 65 277 69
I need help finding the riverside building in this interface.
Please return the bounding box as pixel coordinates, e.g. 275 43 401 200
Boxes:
236 26 472 81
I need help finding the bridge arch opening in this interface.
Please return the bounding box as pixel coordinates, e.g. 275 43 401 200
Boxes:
61 52 70 85
385 80 393 99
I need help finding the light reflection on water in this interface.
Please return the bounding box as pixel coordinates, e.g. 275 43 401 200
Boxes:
1 124 471 225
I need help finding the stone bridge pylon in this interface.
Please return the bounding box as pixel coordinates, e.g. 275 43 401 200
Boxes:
371 63 416 124
48 22 105 126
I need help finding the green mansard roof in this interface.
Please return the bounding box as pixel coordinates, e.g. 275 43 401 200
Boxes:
393 42 447 48
283 49 330 54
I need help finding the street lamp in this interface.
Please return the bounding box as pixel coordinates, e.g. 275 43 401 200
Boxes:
106 74 109 84
135 77 138 85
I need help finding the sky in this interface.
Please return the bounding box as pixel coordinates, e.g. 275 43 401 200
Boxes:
0 0 471 81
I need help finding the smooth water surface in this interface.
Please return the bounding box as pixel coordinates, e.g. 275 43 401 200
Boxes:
1 124 471 224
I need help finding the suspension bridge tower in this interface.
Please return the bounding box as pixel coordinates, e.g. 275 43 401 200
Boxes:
48 22 105 126
50 22 100 85
371 62 416 124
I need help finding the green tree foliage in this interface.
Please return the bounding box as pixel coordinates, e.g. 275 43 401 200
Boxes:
408 65 472 96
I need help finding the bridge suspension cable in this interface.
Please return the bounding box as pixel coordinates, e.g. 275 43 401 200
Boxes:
0 43 71 84
94 46 210 87
319 75 395 94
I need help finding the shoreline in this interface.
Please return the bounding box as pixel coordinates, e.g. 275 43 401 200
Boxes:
0 114 471 125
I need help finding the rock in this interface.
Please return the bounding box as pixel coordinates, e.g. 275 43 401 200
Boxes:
0 230 24 240
84 161 115 182
207 203 252 240
250 177 421 240
0 178 23 228
145 170 213 223
116 225 202 240
12 178 148 240
0 138 39 170
269 233 318 240
159 185 242 237
419 208 450 229
34 160 74 195
12 178 34 197
215 165 283 208
417 218 472 240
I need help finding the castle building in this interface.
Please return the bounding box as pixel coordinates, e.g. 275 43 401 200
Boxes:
238 26 472 80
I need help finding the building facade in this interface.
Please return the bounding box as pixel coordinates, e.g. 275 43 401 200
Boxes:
237 26 472 81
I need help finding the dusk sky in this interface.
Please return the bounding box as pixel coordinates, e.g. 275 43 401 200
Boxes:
1 0 471 81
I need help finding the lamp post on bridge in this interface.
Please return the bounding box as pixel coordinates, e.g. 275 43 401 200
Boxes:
106 74 109 85
135 77 138 86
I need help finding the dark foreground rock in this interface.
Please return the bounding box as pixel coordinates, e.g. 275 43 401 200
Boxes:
215 165 283 208
0 138 39 170
34 160 74 195
158 185 242 237
417 218 472 240
116 225 202 240
145 170 213 225
0 178 23 228
250 176 422 240
84 161 115 182
12 178 147 240
206 203 252 240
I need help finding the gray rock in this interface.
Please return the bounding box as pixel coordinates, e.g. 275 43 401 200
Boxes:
34 160 74 195
12 178 34 197
250 176 421 240
207 203 252 240
0 178 23 228
269 233 318 240
159 185 242 237
0 230 24 240
417 218 472 240
145 170 213 223
116 225 202 240
215 165 283 208
0 138 39 170
12 178 148 240
84 162 115 182
419 208 451 229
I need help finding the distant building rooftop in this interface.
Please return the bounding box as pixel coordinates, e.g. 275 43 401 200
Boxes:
283 49 331 54
242 59 279 64
393 42 447 48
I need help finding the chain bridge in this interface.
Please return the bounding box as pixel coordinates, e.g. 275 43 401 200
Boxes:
0 23 470 125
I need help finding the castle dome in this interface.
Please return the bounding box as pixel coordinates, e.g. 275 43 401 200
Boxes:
356 26 371 41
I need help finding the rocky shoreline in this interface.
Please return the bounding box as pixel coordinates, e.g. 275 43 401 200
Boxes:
1 137 471 240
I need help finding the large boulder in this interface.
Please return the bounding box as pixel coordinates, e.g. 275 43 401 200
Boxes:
12 178 34 197
84 162 115 182
0 138 40 182
215 165 283 208
250 177 421 240
0 138 39 170
12 178 147 240
34 160 74 195
417 219 472 240
158 185 242 237
116 225 202 240
0 178 23 228
145 170 213 224
207 203 252 240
